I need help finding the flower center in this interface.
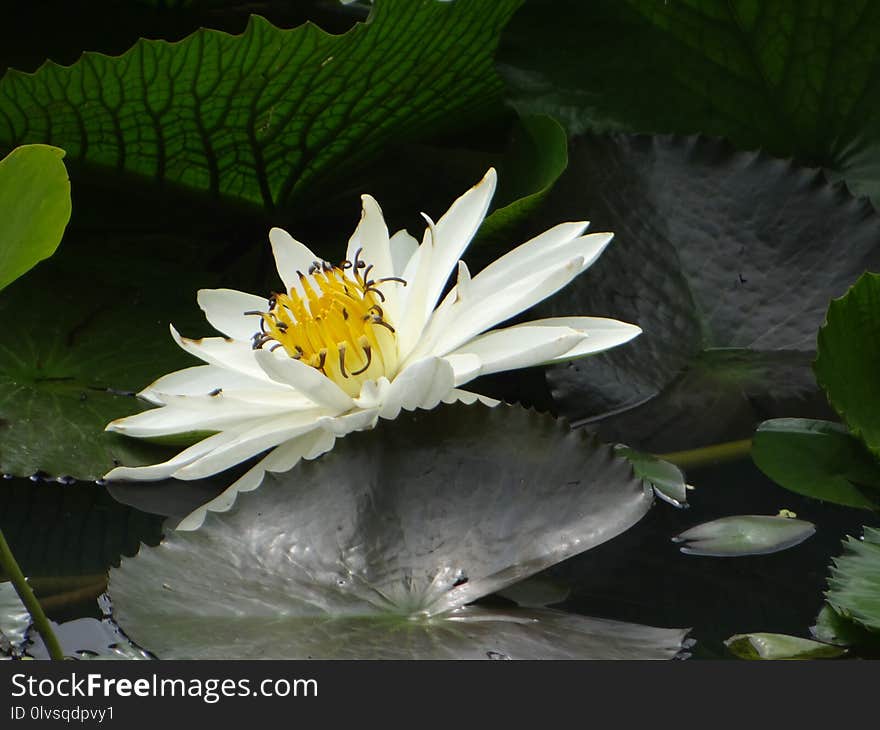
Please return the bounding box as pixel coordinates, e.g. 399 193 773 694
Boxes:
248 250 405 396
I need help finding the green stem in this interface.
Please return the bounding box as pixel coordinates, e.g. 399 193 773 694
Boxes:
657 438 753 470
0 528 64 660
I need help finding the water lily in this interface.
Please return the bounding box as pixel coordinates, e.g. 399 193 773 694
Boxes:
104 169 640 528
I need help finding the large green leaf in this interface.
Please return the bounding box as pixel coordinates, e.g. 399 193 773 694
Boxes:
815 273 880 458
0 145 71 291
672 515 815 557
499 0 880 205
0 0 520 212
724 632 845 660
752 419 880 510
827 527 880 633
0 235 212 480
528 135 880 452
108 405 689 659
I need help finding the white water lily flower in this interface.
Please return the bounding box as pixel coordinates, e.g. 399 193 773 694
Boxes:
105 169 640 529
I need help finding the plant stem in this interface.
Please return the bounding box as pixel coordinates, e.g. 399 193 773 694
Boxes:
0 528 64 660
657 438 753 470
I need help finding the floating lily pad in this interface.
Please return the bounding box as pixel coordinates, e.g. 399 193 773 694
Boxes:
0 144 71 292
534 135 880 451
752 419 880 510
724 632 845 660
109 404 689 659
673 515 815 557
499 0 880 206
0 0 519 212
0 233 215 480
812 604 880 652
616 445 688 507
827 527 880 633
815 273 880 459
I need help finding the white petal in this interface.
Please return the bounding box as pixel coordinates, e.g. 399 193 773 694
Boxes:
103 430 240 481
346 195 393 279
172 411 326 480
107 390 318 438
395 236 435 358
389 229 418 276
269 227 320 293
174 459 267 531
413 255 587 360
378 357 455 420
140 365 283 405
513 316 643 362
254 349 354 412
196 288 268 341
174 428 337 531
471 224 605 297
170 326 270 382
346 194 404 324
421 168 497 317
106 404 258 438
317 406 380 436
444 325 583 386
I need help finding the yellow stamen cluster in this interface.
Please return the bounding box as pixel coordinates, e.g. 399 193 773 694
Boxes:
248 251 404 396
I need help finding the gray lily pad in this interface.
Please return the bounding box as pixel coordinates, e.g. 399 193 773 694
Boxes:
673 515 815 557
534 135 880 452
109 404 689 659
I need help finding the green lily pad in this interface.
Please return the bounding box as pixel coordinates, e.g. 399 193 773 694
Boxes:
499 0 880 206
0 0 520 212
0 234 211 481
812 604 880 652
724 632 845 660
533 134 880 452
815 273 880 459
672 515 815 557
109 404 689 659
0 144 71 291
615 445 688 507
827 526 880 633
752 419 880 510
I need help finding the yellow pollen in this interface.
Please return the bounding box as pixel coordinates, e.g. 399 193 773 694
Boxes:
249 252 405 396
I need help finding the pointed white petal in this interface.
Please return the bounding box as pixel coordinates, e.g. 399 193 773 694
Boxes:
415 256 587 360
345 194 404 324
175 428 337 531
254 349 354 412
515 317 643 361
444 325 583 386
269 227 320 293
469 222 595 296
103 430 239 481
395 237 435 358
196 288 268 341
170 326 270 382
389 229 418 276
317 406 380 436
421 168 497 316
378 357 455 420
172 412 327 480
106 403 260 438
140 365 284 405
